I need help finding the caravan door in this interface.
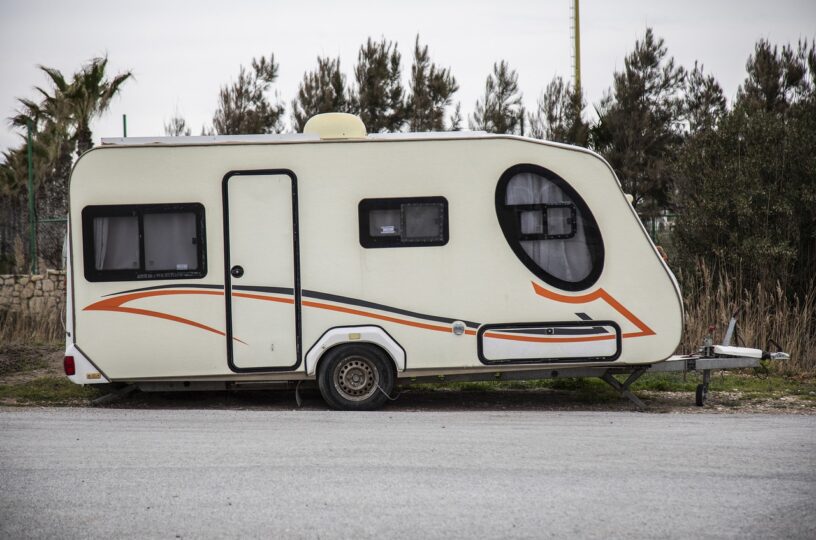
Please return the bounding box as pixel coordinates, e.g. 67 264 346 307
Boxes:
223 170 301 372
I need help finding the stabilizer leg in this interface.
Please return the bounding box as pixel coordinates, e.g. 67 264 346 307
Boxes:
91 384 137 406
601 368 647 409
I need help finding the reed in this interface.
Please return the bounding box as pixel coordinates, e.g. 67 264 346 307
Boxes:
0 308 63 346
677 261 816 375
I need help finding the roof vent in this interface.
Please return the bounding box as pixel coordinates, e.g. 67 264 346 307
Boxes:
303 113 367 139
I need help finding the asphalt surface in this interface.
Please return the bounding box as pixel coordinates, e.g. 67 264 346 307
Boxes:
1 408 814 539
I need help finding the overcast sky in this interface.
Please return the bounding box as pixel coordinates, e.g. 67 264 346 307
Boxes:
1 0 814 151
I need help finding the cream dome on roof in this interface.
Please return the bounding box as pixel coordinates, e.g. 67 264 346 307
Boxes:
303 112 367 139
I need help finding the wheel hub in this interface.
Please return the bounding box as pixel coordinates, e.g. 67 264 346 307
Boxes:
334 356 378 401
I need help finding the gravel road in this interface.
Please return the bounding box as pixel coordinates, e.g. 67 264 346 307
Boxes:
1 408 814 539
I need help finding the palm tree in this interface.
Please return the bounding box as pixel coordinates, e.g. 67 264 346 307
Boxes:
2 56 132 271
65 56 132 156
10 66 76 216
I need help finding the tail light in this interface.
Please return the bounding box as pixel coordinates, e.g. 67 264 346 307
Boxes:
64 356 76 376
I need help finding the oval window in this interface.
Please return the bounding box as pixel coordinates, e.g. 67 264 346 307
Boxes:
495 164 604 291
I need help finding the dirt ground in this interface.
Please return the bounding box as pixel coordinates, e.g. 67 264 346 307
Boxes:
0 344 64 383
1 344 815 413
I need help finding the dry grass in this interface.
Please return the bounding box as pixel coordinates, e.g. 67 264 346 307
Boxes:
0 308 64 346
678 262 816 375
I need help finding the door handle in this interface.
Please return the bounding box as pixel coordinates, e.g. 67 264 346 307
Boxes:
230 265 244 278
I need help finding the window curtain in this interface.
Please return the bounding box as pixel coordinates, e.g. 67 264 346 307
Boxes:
506 172 592 283
93 216 139 270
93 217 109 270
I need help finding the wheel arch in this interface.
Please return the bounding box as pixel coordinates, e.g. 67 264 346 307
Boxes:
305 325 406 376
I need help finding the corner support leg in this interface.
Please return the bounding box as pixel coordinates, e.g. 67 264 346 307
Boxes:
91 384 137 406
601 368 647 409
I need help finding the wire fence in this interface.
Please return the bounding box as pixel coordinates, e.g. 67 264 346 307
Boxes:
639 213 677 250
35 218 67 272
0 212 66 275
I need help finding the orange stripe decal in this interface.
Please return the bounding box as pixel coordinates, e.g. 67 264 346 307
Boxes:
83 289 461 341
84 289 242 342
531 281 655 339
84 285 653 345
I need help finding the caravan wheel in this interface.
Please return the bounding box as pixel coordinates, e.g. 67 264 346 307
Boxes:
317 344 395 410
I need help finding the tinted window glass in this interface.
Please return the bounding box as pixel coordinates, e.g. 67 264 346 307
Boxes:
496 165 603 291
359 197 448 248
403 203 445 241
144 212 198 271
369 209 401 237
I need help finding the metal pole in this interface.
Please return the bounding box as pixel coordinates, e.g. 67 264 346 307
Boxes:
573 0 581 95
122 114 128 137
26 120 38 274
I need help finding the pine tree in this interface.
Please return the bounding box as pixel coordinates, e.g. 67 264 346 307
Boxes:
737 39 812 113
591 28 685 215
673 39 816 294
350 38 405 132
527 75 588 146
164 114 191 136
684 62 726 134
291 57 351 132
213 55 284 135
448 102 463 131
405 37 458 131
469 61 523 134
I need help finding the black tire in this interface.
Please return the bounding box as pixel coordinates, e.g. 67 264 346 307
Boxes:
695 384 707 407
317 343 396 411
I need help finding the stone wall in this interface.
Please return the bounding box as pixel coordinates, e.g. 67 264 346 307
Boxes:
0 269 66 315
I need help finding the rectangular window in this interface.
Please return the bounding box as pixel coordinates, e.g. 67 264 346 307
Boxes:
359 197 448 248
82 203 206 282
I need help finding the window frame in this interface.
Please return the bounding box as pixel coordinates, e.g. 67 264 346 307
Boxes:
82 202 207 282
358 196 449 249
495 164 604 291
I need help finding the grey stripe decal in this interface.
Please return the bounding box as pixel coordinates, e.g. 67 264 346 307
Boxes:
103 283 224 297
233 285 294 295
303 289 480 328
497 326 609 336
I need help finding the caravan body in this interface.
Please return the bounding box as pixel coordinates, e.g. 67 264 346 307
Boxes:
65 115 683 409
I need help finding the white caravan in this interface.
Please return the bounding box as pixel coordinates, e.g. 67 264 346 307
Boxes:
64 113 684 409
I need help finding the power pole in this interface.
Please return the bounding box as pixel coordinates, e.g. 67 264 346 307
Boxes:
26 120 38 274
571 0 582 95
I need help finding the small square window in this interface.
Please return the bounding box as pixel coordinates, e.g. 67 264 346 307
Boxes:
359 197 448 248
402 203 444 241
547 206 574 237
519 211 544 235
